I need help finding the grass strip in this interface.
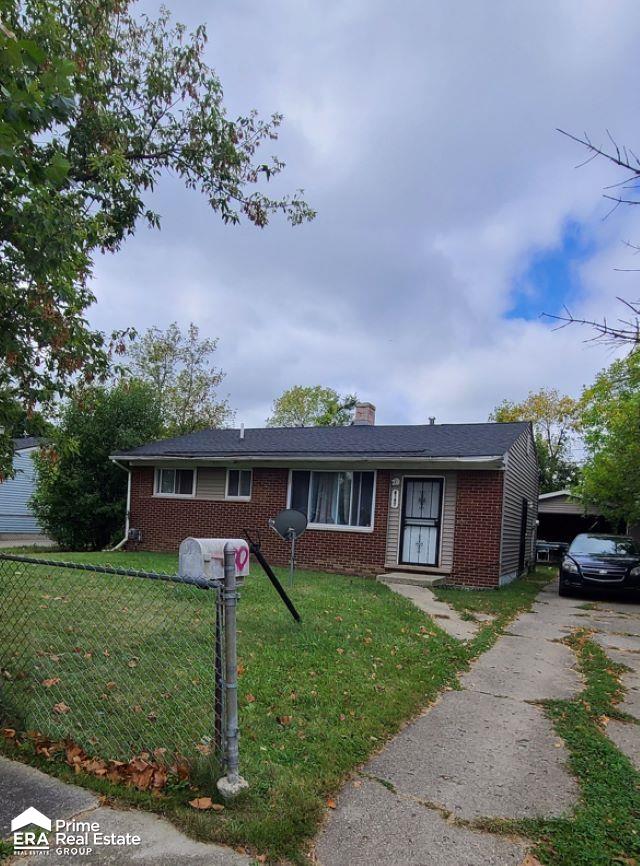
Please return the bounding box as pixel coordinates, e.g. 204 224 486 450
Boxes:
474 632 640 866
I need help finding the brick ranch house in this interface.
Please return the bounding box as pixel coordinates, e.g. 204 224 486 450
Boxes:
111 404 538 588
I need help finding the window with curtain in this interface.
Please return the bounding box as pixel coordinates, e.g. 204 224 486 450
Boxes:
289 470 375 528
155 468 195 496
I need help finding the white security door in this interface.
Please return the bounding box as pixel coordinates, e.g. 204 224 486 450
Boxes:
400 479 443 566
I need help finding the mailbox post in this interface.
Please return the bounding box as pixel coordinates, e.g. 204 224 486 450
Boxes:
178 537 250 798
216 544 249 799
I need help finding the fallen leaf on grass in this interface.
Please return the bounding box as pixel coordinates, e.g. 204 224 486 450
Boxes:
52 702 70 715
277 715 292 726
326 798 337 809
189 797 214 810
2 728 16 739
245 693 256 703
41 678 60 688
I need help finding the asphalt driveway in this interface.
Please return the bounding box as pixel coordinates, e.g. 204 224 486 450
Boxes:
315 580 640 866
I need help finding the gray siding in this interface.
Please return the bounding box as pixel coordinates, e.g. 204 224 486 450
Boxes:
538 495 585 515
195 468 226 500
385 471 457 572
500 428 539 583
0 450 41 533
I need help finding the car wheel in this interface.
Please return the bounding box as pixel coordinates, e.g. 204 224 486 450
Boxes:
558 582 572 597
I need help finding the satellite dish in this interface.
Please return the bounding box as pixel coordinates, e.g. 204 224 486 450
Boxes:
270 509 307 587
272 509 307 541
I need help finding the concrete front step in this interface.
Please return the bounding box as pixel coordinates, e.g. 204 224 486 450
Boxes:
377 571 446 588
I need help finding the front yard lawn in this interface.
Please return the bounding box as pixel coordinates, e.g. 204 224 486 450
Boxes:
0 552 553 862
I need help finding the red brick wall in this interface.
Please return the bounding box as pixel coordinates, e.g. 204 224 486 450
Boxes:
451 470 504 587
128 467 390 577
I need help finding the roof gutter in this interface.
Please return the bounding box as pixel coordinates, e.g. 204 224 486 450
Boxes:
110 454 505 465
108 459 131 552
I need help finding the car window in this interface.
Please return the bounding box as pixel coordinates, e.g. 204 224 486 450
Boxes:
569 536 639 556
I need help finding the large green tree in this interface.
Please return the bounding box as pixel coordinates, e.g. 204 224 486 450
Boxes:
31 380 163 549
127 322 232 435
490 388 580 493
0 1 313 476
578 351 640 525
266 385 358 427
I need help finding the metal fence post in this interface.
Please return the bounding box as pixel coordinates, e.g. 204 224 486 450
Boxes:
216 543 249 799
213 584 225 757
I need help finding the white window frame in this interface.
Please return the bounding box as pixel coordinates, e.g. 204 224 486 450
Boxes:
154 467 197 498
225 468 253 501
287 469 376 533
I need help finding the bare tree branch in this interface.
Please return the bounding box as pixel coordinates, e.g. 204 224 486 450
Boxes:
542 298 640 345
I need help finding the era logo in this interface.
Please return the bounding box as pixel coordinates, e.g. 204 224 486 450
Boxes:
11 807 51 852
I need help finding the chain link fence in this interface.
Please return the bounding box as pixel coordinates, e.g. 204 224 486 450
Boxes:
0 553 237 788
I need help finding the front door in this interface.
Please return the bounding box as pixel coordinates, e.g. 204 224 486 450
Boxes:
400 478 443 566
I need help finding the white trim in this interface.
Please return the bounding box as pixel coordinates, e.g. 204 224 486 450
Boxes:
395 474 446 567
153 466 197 498
286 468 377 533
225 468 253 501
538 489 572 500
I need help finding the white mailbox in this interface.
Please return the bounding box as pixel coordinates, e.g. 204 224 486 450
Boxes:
178 537 250 583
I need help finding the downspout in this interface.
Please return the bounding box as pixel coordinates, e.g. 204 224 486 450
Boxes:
109 459 131 552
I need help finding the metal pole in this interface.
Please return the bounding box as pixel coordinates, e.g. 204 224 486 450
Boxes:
217 543 249 799
244 535 301 623
289 530 296 588
214 586 225 756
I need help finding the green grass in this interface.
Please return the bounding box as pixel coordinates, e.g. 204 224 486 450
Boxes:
435 567 555 654
476 633 640 865
0 551 553 861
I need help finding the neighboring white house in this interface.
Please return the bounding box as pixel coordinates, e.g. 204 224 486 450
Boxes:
0 437 50 546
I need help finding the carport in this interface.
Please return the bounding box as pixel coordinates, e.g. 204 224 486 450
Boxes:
537 490 615 545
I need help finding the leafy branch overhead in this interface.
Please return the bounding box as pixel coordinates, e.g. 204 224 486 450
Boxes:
0 1 313 476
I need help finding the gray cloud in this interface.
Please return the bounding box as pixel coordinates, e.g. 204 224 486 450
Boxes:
91 0 640 426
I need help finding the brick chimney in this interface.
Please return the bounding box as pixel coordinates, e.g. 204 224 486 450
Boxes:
353 402 376 426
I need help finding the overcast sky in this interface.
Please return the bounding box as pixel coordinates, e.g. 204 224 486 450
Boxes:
91 0 640 428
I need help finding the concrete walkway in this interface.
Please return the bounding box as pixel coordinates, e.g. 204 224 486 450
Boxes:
0 758 250 865
383 582 487 641
590 596 640 772
316 581 588 866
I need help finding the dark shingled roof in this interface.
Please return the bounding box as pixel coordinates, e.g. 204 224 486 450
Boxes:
114 422 529 461
13 436 44 452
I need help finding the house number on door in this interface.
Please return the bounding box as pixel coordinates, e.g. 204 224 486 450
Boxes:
390 488 400 509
